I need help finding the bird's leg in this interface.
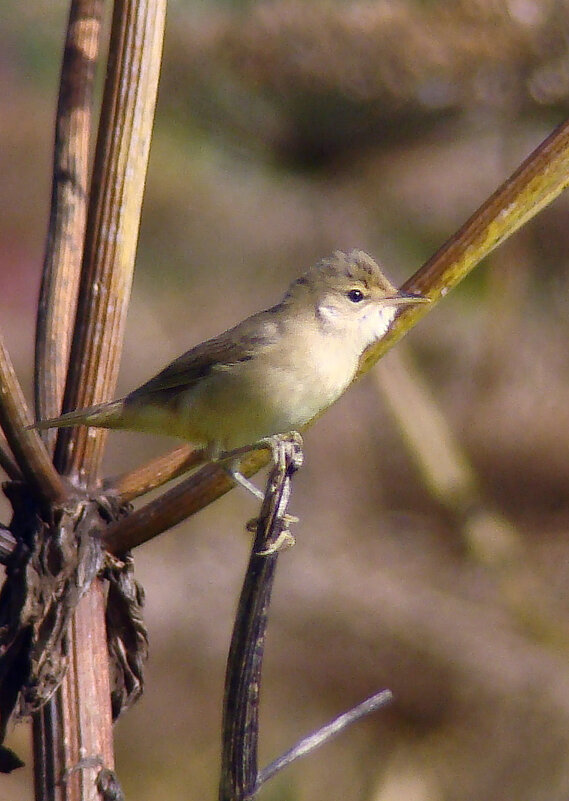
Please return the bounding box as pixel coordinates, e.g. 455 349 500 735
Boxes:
214 432 303 502
226 459 265 501
203 443 263 499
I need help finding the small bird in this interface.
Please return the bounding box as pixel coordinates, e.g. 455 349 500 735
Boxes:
31 250 426 493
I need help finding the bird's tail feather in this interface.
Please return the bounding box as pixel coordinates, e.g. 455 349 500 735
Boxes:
28 399 125 431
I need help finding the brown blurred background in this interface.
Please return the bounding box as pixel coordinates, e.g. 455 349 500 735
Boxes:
3 0 569 799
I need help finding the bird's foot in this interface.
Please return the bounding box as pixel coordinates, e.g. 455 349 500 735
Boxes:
256 529 296 555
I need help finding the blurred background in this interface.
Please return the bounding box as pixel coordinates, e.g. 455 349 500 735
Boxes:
3 0 569 799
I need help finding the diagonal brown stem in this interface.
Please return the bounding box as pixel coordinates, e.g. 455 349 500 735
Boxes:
0 334 65 504
359 115 569 376
107 444 206 502
104 461 239 554
103 115 569 555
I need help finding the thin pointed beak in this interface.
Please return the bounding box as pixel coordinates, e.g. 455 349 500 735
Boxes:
392 291 430 306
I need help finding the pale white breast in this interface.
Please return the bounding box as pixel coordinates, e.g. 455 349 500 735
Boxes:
357 305 397 349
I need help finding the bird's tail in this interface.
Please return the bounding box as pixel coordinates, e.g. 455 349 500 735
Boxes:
28 399 126 431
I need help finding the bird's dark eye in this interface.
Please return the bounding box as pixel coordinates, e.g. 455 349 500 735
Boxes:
347 288 364 303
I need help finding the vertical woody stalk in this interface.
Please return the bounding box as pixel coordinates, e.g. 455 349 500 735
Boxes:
35 0 104 455
32 2 166 800
54 0 165 482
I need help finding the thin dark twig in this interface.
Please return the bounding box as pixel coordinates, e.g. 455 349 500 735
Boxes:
218 436 392 800
219 435 302 801
257 689 393 788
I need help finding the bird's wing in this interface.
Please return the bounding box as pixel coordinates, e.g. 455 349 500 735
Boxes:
126 309 281 403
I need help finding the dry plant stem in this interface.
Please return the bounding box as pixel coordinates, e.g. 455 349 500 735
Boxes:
35 0 104 455
104 116 569 555
257 689 393 788
31 2 166 800
103 453 268 554
54 0 166 482
108 443 205 501
219 441 300 801
33 584 113 801
359 115 569 374
0 336 65 504
218 440 391 797
219 537 277 801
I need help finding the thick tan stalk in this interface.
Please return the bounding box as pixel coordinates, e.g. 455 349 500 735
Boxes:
32 585 113 801
35 0 103 455
54 0 166 484
31 2 167 800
